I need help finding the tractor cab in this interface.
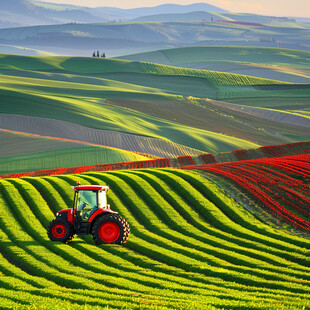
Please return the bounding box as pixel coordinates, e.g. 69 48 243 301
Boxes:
72 185 110 222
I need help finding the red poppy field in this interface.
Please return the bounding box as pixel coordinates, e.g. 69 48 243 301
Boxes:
182 154 310 231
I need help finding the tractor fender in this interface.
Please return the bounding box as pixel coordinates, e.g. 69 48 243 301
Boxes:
88 208 117 223
56 209 74 226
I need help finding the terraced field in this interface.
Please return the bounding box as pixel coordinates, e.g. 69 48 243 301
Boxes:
1 169 310 309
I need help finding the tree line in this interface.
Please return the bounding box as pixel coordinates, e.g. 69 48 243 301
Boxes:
92 51 105 58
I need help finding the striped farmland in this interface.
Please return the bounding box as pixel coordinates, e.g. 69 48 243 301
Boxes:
182 154 310 231
1 141 309 178
0 169 310 309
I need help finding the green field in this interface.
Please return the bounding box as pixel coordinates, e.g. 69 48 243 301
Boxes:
0 8 310 309
0 54 272 155
0 146 149 175
0 44 56 56
0 53 309 164
0 130 151 174
105 97 310 147
0 169 310 309
1 53 308 107
2 53 309 104
120 46 310 69
120 46 310 84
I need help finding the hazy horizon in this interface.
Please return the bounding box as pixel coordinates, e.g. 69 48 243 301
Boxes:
37 0 310 18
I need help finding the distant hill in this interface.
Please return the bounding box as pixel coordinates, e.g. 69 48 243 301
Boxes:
0 0 51 27
4 0 38 15
133 11 296 24
0 1 227 28
0 20 309 57
0 44 56 56
0 0 104 27
132 11 223 22
115 3 227 17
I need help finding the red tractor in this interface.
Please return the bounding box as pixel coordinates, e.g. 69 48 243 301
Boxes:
47 184 130 245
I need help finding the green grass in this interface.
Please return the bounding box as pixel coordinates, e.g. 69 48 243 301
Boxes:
105 97 310 147
0 169 310 309
0 129 85 157
0 44 56 56
0 86 260 153
0 54 267 153
120 46 310 83
1 53 309 159
225 97 310 109
0 146 149 175
2 53 309 103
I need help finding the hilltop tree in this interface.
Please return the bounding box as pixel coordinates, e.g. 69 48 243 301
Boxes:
92 51 106 58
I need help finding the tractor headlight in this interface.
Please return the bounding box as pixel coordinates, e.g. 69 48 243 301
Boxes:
56 212 59 216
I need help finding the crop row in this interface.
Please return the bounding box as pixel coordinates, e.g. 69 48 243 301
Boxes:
177 142 310 167
142 62 289 86
0 158 171 179
1 142 309 179
216 84 310 99
1 169 310 308
141 62 310 99
182 154 310 231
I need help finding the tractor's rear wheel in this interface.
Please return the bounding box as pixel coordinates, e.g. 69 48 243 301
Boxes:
47 218 74 243
92 214 130 245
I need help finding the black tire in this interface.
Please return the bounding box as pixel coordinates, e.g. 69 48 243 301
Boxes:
47 218 74 243
92 214 130 245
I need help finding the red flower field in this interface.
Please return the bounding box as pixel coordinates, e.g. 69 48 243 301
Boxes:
182 154 310 231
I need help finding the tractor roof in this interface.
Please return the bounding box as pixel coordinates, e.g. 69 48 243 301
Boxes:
71 185 109 192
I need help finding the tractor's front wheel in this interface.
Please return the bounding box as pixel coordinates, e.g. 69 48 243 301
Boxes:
92 214 130 245
47 218 74 243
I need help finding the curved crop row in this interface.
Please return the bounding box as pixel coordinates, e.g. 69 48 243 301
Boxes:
0 169 310 309
2 141 309 179
183 154 310 231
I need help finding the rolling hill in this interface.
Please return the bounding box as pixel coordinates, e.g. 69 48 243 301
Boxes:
0 129 151 175
132 11 297 25
0 1 227 28
0 164 309 309
0 53 309 169
0 19 309 57
0 44 56 56
0 2 309 308
120 46 310 83
0 0 104 28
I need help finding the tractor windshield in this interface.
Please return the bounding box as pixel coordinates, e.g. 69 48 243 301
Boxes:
77 190 97 211
76 190 98 221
